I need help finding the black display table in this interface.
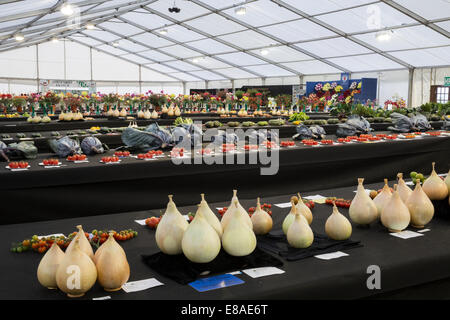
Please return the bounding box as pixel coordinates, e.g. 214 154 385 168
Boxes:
1 135 449 224
1 181 449 300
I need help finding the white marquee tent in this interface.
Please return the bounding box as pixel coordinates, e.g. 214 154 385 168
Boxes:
0 0 449 106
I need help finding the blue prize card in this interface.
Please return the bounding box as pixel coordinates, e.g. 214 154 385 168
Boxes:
188 274 244 292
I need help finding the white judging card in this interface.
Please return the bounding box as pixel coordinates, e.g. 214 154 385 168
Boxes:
275 202 291 208
242 267 285 279
417 228 430 233
183 215 190 221
303 195 326 201
389 230 424 239
122 278 164 293
315 251 349 260
92 296 111 300
353 189 372 195
227 271 242 275
134 219 146 226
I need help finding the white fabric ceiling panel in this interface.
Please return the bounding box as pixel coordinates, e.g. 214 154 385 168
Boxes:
219 30 279 49
115 39 148 52
130 33 174 48
83 29 120 42
65 41 91 80
92 50 139 81
317 3 415 33
90 0 142 11
121 12 171 30
282 60 341 74
249 46 312 62
259 19 336 42
0 0 56 19
393 0 450 20
389 46 450 67
215 52 267 66
145 63 179 74
164 60 202 72
159 25 205 42
160 45 201 59
189 70 226 80
0 16 35 30
121 53 152 65
192 57 233 69
0 46 37 78
354 26 450 52
184 14 246 36
168 72 201 81
141 67 178 82
296 37 372 58
38 41 64 79
327 53 404 72
96 45 129 56
138 50 173 62
99 20 143 37
280 0 375 16
187 38 236 54
70 35 103 47
223 0 300 27
146 1 210 21
214 67 258 79
244 64 295 77
196 0 247 10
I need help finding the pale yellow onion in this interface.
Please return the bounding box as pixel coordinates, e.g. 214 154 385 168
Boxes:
251 197 273 235
96 233 130 291
151 110 158 119
32 115 41 123
325 203 352 240
155 195 189 255
167 106 174 117
296 193 313 225
282 200 297 235
397 173 412 203
106 108 114 116
422 162 449 200
58 112 65 121
349 178 378 225
37 242 65 289
174 106 181 117
119 108 127 117
287 206 314 248
221 190 252 230
405 179 434 228
373 178 392 216
222 201 256 256
444 170 450 193
56 239 97 298
65 225 94 261
161 105 168 113
137 110 145 119
198 194 223 238
94 232 126 264
181 206 221 263
113 109 120 117
41 115 51 123
381 189 411 232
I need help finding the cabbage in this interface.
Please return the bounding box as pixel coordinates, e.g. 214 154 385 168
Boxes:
48 136 81 158
387 112 432 133
81 136 105 155
293 125 326 140
121 122 173 151
336 115 372 137
177 123 202 146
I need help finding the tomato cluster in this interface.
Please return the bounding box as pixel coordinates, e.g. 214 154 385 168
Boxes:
368 136 381 141
325 198 351 208
321 139 333 145
221 144 235 152
171 147 185 157
244 145 258 151
114 151 130 157
101 156 120 163
356 137 367 142
145 216 161 229
302 139 318 146
91 229 137 243
385 135 398 140
347 136 358 140
137 153 154 159
280 141 295 147
376 134 387 138
427 131 441 136
263 141 278 149
201 148 212 155
338 138 351 143
359 134 372 139
67 154 87 161
8 161 28 169
43 158 59 166
248 203 272 216
404 134 416 139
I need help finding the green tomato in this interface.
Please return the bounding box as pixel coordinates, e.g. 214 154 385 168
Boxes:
16 247 23 253
416 173 424 181
410 171 417 179
32 235 38 241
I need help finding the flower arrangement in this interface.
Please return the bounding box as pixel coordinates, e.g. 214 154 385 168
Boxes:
309 81 362 110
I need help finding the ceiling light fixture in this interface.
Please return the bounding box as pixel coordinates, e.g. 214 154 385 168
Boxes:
159 29 168 35
14 33 24 42
51 37 59 43
235 6 246 15
260 49 269 56
86 23 95 30
375 30 393 42
112 41 119 47
193 57 200 63
60 2 74 16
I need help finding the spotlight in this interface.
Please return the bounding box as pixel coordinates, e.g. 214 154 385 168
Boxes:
86 23 95 30
375 30 393 42
60 2 74 16
235 7 246 15
159 29 168 35
14 33 24 42
112 41 119 47
51 37 59 43
260 49 269 56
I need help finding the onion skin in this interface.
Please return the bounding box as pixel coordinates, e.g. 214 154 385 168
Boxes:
37 242 65 289
349 178 378 225
65 225 94 261
221 190 252 230
287 205 314 248
422 162 449 200
296 193 313 225
406 179 434 228
381 190 411 232
373 179 392 217
282 202 297 235
444 170 450 193
198 194 223 238
397 173 413 203
96 234 130 291
155 195 188 255
251 198 273 235
325 204 352 240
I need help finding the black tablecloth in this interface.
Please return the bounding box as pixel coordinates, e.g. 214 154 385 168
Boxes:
0 135 448 224
1 181 450 300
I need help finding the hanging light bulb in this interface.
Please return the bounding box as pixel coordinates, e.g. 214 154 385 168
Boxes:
14 33 24 42
51 37 59 43
112 41 119 47
235 7 246 15
159 29 168 35
375 30 393 42
60 2 74 16
86 23 95 30
260 49 269 56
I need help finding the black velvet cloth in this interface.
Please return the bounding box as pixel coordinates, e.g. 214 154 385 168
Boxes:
141 247 283 285
257 230 362 261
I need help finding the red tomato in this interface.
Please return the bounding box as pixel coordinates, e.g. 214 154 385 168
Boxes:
52 159 59 165
43 159 49 166
115 151 123 157
79 154 86 161
146 217 160 229
67 155 75 161
9 162 19 169
18 161 28 168
138 154 145 159
123 151 130 157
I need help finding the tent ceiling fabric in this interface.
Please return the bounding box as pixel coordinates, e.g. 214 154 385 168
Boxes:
0 0 448 82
